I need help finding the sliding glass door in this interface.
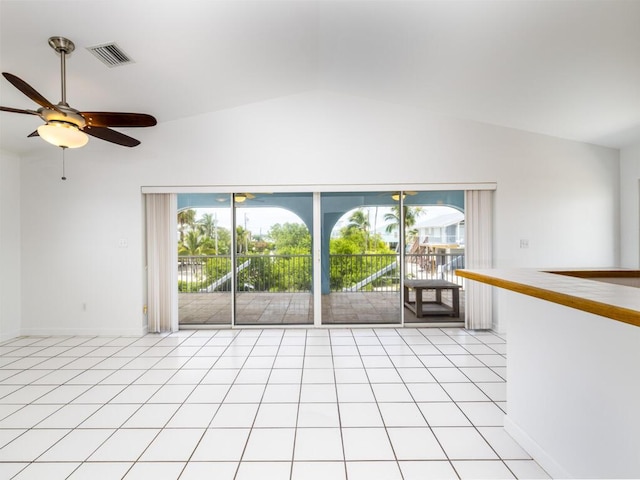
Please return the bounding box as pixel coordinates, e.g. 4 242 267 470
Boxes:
177 193 233 326
234 192 314 325
320 192 402 325
403 190 465 324
176 189 465 327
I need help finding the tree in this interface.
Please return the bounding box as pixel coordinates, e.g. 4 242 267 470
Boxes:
347 209 369 232
178 229 215 256
236 226 251 254
198 213 219 253
197 213 216 237
384 205 423 251
339 224 367 254
347 209 370 252
251 234 273 254
213 227 232 255
269 223 311 254
384 205 423 233
177 209 197 242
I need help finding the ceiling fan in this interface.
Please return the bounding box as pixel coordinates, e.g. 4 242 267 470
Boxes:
386 191 417 201
0 36 156 148
234 193 256 203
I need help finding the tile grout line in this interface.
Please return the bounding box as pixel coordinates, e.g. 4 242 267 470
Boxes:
0 327 550 480
1 333 173 479
383 327 455 479
232 328 285 480
356 328 406 480
330 328 349 480
440 328 520 479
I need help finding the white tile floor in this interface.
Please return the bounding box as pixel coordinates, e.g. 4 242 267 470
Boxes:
0 328 551 480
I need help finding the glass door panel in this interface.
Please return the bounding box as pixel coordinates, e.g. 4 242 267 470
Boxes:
234 192 313 325
403 190 465 324
320 192 401 325
177 193 232 326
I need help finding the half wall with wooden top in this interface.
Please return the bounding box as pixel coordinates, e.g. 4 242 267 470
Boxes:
456 268 640 479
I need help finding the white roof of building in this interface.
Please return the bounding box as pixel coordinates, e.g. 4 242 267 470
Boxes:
414 210 464 229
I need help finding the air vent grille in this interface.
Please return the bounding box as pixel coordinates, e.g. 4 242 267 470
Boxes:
86 42 134 67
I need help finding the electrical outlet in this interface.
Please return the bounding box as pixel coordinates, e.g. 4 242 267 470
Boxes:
520 239 529 249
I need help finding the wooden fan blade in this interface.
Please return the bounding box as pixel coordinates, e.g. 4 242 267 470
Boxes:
2 72 63 114
1 105 40 115
81 112 157 128
27 130 39 137
84 126 140 147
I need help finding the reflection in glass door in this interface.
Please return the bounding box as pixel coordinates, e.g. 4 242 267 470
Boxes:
320 192 402 324
234 192 314 325
177 193 233 326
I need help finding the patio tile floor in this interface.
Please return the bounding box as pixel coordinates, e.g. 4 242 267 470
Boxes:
179 291 465 326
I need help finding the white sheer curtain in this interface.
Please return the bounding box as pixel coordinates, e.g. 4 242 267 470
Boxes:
145 193 178 333
464 190 494 330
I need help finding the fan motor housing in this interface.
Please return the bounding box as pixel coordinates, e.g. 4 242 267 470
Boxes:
39 105 86 129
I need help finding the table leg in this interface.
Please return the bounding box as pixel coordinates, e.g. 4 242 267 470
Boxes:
452 288 460 317
415 287 423 318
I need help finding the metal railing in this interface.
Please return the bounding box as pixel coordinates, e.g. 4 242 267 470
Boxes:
236 254 312 292
330 253 398 292
178 255 232 292
178 254 312 293
405 253 465 287
178 252 465 293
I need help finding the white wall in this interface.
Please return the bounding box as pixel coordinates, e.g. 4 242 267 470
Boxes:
503 290 640 478
0 150 21 341
18 152 147 336
620 143 640 268
16 91 620 335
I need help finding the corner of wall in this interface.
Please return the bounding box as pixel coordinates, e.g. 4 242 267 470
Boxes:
620 144 640 268
492 288 507 334
0 149 22 342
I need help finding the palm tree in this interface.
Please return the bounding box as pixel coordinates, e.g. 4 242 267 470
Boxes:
384 205 423 250
177 209 197 242
198 213 219 253
347 209 371 251
236 226 250 254
178 230 215 281
178 229 215 256
198 213 216 237
348 209 370 231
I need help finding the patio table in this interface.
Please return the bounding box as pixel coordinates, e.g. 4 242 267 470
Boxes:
403 279 461 318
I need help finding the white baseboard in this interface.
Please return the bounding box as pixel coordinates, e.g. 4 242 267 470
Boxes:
504 415 571 479
19 326 147 337
0 328 21 343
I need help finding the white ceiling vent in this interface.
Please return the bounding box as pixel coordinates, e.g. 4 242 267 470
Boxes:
86 42 134 67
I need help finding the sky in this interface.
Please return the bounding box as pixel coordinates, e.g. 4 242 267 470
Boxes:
195 207 301 236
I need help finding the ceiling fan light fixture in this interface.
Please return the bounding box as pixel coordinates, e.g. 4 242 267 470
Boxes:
37 121 89 149
0 36 156 151
234 193 247 203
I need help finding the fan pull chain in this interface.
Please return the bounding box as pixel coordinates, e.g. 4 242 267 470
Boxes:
61 146 67 181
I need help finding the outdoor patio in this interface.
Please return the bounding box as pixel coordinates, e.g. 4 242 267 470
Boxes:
179 290 465 326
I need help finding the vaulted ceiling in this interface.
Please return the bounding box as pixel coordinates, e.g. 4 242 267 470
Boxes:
1 0 639 155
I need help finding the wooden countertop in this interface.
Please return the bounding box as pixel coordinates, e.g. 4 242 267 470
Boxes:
456 268 640 328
